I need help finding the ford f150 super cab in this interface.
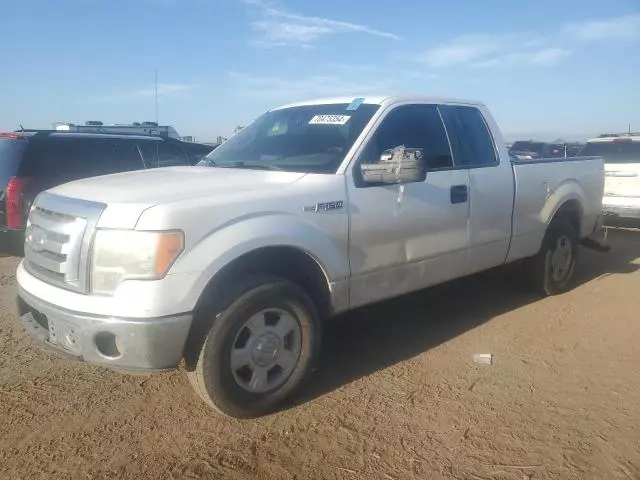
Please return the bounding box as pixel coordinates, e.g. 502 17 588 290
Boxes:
16 96 606 418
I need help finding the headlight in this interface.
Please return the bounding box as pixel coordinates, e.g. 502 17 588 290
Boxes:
91 230 184 295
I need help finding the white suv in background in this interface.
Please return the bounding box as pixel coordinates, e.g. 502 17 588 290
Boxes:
581 133 640 226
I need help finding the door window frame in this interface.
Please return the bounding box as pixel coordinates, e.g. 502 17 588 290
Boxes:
344 102 502 189
349 102 460 188
439 105 501 170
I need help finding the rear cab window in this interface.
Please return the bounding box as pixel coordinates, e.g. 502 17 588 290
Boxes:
157 142 189 167
580 140 640 164
19 136 145 186
139 140 190 167
183 143 214 165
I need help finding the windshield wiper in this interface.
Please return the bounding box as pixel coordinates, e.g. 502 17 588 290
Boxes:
218 161 283 171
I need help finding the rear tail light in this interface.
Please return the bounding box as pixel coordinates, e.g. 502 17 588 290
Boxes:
5 176 30 229
0 133 26 139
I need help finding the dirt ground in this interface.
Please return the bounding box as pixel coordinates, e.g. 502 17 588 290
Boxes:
1 229 640 480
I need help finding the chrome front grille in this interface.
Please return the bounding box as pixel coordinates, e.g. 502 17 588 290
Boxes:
25 207 87 289
24 193 105 293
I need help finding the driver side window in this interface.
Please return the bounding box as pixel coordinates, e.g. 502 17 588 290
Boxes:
359 104 454 170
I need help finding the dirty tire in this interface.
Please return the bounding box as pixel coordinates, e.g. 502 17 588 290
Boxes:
527 220 579 296
185 276 321 418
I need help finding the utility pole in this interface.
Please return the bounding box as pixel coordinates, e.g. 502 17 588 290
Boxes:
155 68 159 124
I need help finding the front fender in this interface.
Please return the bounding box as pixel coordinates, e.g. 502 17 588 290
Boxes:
171 212 349 311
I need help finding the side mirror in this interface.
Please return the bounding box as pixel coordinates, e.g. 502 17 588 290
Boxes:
360 146 426 185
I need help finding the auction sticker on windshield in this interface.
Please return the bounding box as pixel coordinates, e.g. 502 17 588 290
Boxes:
309 115 351 125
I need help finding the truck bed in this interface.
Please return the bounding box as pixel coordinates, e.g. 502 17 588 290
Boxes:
508 156 604 262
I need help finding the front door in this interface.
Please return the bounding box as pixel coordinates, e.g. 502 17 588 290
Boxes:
346 103 470 308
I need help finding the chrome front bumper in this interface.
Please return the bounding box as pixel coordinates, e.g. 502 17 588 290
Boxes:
18 287 193 372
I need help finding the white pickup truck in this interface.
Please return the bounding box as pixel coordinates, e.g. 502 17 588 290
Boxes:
16 95 606 418
579 133 640 226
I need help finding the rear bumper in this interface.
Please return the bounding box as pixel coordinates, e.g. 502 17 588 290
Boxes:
0 228 24 256
602 196 640 226
603 196 640 218
17 286 193 372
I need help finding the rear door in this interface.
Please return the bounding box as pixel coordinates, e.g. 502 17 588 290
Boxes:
440 105 514 274
0 136 28 228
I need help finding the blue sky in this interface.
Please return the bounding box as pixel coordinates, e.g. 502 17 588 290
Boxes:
1 0 639 142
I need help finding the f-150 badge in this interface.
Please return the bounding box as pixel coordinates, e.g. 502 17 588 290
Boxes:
303 201 344 212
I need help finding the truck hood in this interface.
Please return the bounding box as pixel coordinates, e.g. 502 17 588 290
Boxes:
46 167 307 229
48 167 306 205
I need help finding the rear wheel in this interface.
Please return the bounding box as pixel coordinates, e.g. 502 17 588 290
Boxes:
527 220 579 295
185 276 321 418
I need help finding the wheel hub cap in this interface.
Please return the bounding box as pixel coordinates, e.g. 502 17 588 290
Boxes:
230 308 302 393
251 332 281 367
550 235 572 281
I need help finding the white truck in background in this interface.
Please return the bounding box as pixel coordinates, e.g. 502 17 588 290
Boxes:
580 133 640 226
16 95 607 418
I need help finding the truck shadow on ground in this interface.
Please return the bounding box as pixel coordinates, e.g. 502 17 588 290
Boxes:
291 228 640 408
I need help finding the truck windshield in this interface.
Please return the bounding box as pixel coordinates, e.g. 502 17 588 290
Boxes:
199 103 380 173
580 141 640 164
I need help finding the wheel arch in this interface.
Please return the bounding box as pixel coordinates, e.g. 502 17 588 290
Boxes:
549 198 583 234
541 178 587 238
193 245 335 321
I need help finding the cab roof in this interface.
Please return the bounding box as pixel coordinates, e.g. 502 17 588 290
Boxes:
274 95 484 110
0 130 165 141
587 134 640 143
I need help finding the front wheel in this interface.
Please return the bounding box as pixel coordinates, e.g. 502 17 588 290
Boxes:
185 276 321 418
527 220 579 296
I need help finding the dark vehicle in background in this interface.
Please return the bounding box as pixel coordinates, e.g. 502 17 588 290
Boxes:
182 141 216 163
509 141 553 160
510 140 584 160
547 142 584 158
562 142 584 158
0 130 215 256
549 144 564 157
